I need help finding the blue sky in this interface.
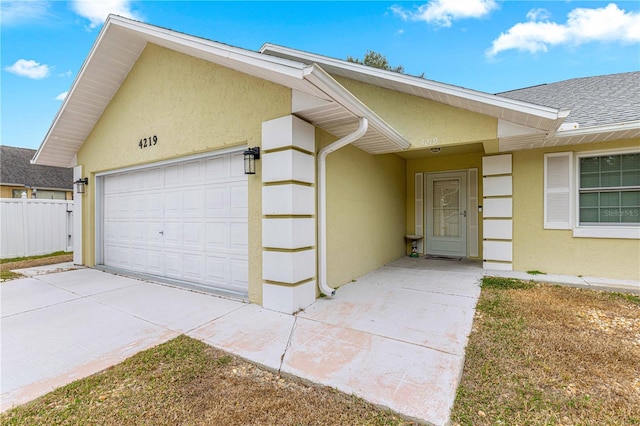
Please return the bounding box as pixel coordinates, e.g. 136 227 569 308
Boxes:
2 1 639 149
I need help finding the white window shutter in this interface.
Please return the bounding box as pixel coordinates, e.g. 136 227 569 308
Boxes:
544 152 573 229
468 168 479 257
415 173 424 253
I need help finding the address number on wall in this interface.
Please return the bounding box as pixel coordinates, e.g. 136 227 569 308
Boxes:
139 135 158 149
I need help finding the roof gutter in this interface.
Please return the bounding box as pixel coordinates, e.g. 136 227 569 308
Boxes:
317 117 369 297
304 66 410 151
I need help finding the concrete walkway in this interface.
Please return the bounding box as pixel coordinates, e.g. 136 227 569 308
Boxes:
1 258 482 425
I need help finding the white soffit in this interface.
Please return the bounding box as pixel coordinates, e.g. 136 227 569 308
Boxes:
260 44 566 131
34 16 408 167
500 120 640 151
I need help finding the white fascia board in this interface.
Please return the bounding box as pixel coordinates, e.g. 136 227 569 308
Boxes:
305 66 410 151
108 16 310 78
261 43 564 122
33 15 313 167
32 15 120 166
554 120 640 138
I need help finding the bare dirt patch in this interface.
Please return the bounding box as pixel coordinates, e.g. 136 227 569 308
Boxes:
451 278 640 425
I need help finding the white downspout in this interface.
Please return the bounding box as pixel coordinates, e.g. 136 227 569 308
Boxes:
317 117 369 297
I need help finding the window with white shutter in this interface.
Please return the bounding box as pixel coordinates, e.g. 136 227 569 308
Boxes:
415 173 424 253
544 152 573 229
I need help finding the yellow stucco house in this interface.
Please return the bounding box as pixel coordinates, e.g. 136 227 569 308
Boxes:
33 16 639 313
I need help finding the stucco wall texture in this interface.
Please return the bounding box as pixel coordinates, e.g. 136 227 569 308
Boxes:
512 138 640 280
77 44 291 303
318 129 407 289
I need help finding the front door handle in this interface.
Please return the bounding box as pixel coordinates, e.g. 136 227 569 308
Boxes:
460 211 467 218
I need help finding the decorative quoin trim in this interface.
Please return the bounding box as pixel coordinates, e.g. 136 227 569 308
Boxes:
261 116 317 314
482 154 513 271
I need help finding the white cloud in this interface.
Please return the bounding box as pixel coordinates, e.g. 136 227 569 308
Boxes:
488 3 640 57
526 8 551 22
392 0 498 27
0 0 50 26
5 59 51 79
71 0 141 29
55 91 69 101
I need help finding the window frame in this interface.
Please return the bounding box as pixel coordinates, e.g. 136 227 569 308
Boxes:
573 148 640 239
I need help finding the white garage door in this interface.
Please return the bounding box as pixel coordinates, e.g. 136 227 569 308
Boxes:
101 151 248 295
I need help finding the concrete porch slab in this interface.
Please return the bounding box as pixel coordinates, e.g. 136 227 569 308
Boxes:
281 317 464 425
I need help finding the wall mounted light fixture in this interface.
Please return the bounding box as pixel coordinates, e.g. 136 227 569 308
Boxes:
74 177 89 194
243 147 260 175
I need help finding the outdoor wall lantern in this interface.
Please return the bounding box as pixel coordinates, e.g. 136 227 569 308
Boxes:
74 177 89 194
243 147 261 175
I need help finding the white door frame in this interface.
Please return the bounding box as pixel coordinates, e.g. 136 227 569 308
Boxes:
425 170 468 257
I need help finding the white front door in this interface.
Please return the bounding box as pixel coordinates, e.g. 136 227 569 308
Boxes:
426 171 467 257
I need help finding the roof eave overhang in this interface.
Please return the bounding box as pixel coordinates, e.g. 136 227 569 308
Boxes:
33 16 407 167
260 43 565 132
303 67 410 153
500 120 640 152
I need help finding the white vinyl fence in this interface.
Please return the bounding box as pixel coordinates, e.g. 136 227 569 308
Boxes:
0 198 74 259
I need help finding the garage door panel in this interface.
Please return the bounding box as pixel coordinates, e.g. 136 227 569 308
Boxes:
163 222 183 248
205 222 229 250
146 221 164 246
182 160 203 183
130 247 148 271
230 257 248 291
205 156 228 181
144 167 164 189
164 164 181 187
164 190 183 217
230 222 248 251
183 222 204 249
102 151 248 295
183 254 204 281
205 187 230 217
230 153 245 178
205 255 229 284
164 251 182 278
183 189 204 217
129 220 145 243
147 192 164 217
230 184 248 217
147 250 164 274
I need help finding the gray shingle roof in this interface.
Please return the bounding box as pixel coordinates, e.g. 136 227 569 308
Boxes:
0 145 72 190
497 72 640 128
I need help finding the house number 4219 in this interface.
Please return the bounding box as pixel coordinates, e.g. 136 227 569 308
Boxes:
139 135 158 149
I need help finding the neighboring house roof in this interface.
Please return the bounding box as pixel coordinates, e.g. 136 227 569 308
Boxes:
0 145 72 190
498 72 640 129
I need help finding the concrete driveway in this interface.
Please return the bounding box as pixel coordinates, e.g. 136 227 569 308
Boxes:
1 259 482 425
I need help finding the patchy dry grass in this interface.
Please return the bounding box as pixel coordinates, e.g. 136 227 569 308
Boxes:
1 335 412 426
451 277 640 426
0 252 73 282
